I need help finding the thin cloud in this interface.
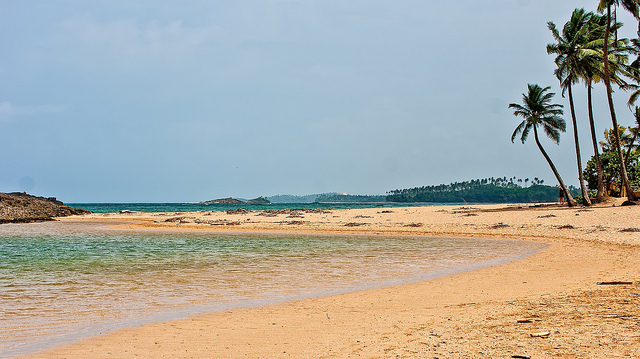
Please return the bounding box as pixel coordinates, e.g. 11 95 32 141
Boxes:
0 101 67 121
51 15 219 67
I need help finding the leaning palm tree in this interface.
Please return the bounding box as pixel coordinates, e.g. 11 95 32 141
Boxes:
510 84 577 207
597 0 639 200
547 8 595 205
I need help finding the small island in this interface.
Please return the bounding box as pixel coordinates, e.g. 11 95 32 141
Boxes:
201 197 271 204
202 197 245 204
247 196 270 204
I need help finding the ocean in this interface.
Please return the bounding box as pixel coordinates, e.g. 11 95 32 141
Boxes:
0 213 544 357
66 202 455 214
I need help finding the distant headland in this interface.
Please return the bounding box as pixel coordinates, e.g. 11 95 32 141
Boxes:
268 178 574 204
205 177 572 205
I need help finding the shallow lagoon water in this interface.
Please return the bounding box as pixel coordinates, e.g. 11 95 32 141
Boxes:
0 220 545 357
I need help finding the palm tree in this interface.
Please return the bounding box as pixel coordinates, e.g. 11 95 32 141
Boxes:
580 13 629 201
597 0 639 201
568 12 629 201
547 8 595 205
509 84 577 207
585 70 607 200
581 13 608 201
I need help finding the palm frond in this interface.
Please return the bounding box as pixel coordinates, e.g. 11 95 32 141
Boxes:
543 125 562 144
621 0 640 18
547 21 562 44
520 122 532 144
628 87 640 106
509 84 565 145
511 120 527 143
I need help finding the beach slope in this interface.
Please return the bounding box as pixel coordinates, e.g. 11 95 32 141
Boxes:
22 201 640 358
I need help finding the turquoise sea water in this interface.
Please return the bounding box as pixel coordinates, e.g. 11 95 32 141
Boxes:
67 202 459 214
0 220 545 358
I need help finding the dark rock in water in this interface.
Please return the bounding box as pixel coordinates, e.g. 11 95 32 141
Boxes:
202 197 246 204
226 208 251 215
0 192 90 224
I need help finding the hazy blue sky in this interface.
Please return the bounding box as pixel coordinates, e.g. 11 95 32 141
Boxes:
2 1 639 202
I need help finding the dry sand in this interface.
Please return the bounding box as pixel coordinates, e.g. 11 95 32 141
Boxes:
20 200 640 358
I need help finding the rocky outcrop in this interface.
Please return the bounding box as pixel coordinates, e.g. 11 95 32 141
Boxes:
0 192 90 223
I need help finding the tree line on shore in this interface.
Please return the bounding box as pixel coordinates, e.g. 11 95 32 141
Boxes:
510 1 640 207
294 177 573 204
385 177 574 204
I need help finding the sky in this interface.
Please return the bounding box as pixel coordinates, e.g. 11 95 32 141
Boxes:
2 1 639 203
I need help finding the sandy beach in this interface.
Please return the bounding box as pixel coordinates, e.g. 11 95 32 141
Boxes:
19 200 640 358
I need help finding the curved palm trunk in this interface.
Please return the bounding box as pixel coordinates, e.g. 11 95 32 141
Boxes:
603 5 637 201
587 84 605 201
567 84 591 205
533 126 576 207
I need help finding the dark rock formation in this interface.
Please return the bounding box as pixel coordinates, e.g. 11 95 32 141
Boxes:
0 192 90 224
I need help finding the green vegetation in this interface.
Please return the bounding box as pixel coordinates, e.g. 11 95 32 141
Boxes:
510 2 640 204
386 177 572 203
584 126 640 195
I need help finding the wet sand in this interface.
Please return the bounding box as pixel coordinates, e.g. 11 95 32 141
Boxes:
20 200 640 358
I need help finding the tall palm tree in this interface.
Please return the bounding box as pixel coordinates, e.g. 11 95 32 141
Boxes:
510 84 577 207
597 0 639 201
580 13 630 201
582 13 609 201
547 8 596 205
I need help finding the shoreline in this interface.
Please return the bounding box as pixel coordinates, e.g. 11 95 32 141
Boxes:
19 201 640 358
